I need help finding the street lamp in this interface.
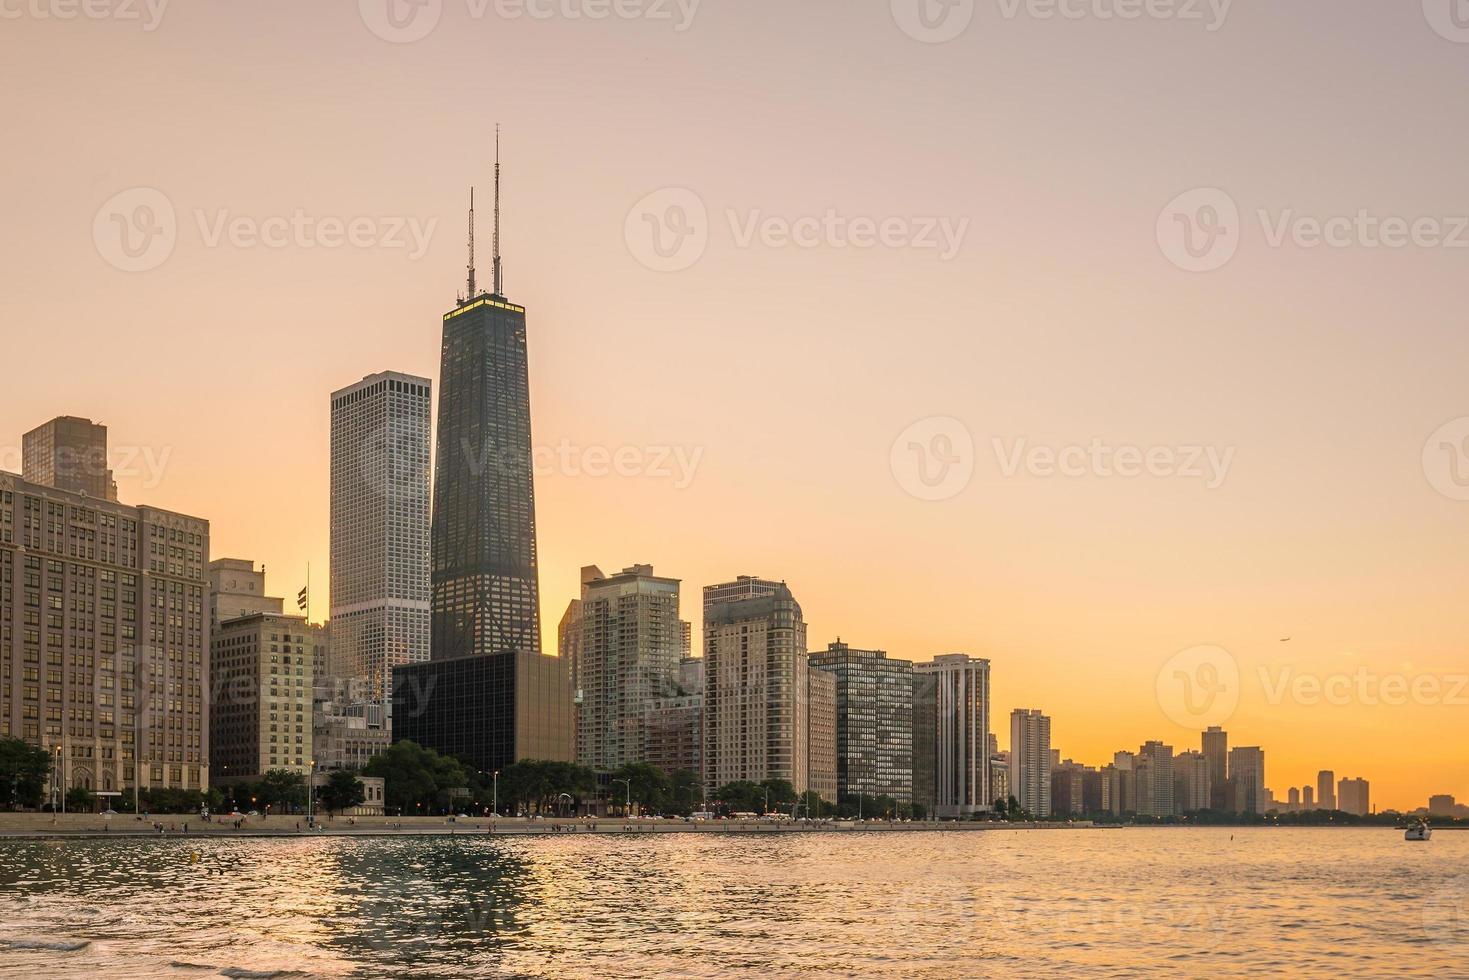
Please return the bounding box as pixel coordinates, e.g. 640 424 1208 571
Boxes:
493 770 500 817
614 778 632 817
56 746 65 815
308 761 316 824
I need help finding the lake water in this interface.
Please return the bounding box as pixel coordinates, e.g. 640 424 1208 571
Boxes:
0 828 1464 978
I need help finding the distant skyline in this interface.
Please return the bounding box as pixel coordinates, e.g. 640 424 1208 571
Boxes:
5 2 1469 810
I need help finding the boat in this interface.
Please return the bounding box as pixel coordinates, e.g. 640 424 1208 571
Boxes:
1405 820 1432 841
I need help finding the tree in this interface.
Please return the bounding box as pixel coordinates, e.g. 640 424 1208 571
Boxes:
363 741 468 814
258 769 308 811
0 737 51 810
610 762 672 815
318 770 366 816
65 786 94 812
494 760 598 815
669 768 702 816
713 781 764 815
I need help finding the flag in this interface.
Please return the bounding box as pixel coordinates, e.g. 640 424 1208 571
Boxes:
297 586 308 611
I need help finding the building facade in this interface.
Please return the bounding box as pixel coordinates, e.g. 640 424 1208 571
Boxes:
209 558 284 631
914 654 991 818
808 641 914 804
431 296 541 660
1337 776 1370 816
1317 770 1336 811
210 613 314 781
1229 746 1267 815
643 694 702 776
568 564 683 771
1202 725 1228 811
1135 740 1175 818
330 372 432 727
1009 707 1052 818
0 466 209 802
702 578 815 793
1174 749 1211 813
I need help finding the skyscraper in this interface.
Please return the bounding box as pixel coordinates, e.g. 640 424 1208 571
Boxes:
809 641 915 805
1136 740 1176 817
1317 770 1336 811
1009 708 1052 818
1302 784 1315 810
1229 746 1267 814
702 577 815 793
391 145 574 773
330 372 432 726
22 416 117 502
1338 776 1370 816
1174 749 1210 813
1202 725 1228 811
569 564 683 770
913 654 991 818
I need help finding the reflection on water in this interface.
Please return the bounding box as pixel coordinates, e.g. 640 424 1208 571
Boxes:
0 829 1466 978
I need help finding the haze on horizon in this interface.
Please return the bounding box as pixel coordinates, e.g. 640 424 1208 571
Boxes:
3 1 1468 811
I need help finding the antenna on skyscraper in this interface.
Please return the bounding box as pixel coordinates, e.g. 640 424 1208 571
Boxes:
466 186 477 302
493 124 504 297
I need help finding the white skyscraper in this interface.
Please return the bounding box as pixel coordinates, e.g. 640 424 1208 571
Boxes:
330 372 432 727
1009 708 1053 818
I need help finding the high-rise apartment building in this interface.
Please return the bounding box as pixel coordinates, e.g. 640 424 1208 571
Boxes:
1202 725 1228 811
1317 770 1336 811
1105 751 1137 815
1136 740 1176 817
568 564 683 771
330 372 432 728
805 666 838 805
809 641 914 804
913 654 991 818
702 578 815 793
1302 784 1315 810
22 416 117 502
0 465 209 801
1338 776 1370 816
1009 708 1052 818
1229 746 1267 814
1174 750 1211 813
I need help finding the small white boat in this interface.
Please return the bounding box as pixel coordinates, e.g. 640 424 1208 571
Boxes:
1405 821 1432 841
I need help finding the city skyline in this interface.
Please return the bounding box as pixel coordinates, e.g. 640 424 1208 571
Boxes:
6 5 1469 811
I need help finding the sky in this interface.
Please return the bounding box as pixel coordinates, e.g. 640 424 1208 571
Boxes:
4 1 1469 810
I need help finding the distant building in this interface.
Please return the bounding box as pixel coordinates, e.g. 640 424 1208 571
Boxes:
1317 770 1336 811
1302 785 1314 810
312 674 390 774
1105 751 1137 816
330 372 432 729
989 752 1009 809
22 416 117 501
309 772 385 816
1338 776 1370 816
0 465 209 801
1009 708 1051 818
567 564 683 771
1428 794 1458 816
806 666 838 806
914 654 992 818
1202 726 1228 811
808 641 914 804
1174 750 1211 813
1135 741 1175 817
211 612 314 782
1051 761 1086 816
1229 747 1267 814
1287 786 1301 811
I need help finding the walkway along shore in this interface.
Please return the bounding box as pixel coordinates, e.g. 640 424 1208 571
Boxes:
0 813 1092 840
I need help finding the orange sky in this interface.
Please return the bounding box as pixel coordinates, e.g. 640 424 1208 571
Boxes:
4 2 1468 810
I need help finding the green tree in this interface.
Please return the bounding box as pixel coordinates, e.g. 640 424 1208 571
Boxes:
258 769 308 811
363 741 468 814
609 762 672 815
0 737 51 810
65 786 94 812
318 770 366 815
668 768 702 816
713 781 764 815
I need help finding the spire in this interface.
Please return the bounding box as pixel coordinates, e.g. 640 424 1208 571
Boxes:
466 186 477 302
493 124 504 297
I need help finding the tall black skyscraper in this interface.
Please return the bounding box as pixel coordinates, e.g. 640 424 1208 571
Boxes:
430 138 542 661
396 135 572 773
